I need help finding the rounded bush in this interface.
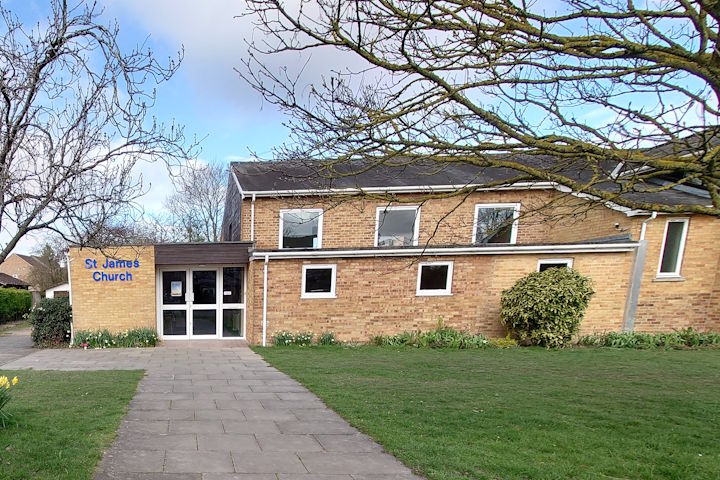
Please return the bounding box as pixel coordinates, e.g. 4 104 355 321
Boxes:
501 267 594 348
29 297 72 347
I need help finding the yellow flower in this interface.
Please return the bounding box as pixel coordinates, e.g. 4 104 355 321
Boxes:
0 376 7 388
12 376 18 386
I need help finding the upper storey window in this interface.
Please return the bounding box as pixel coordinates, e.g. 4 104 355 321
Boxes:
657 218 689 278
279 209 323 249
473 203 520 244
375 206 420 247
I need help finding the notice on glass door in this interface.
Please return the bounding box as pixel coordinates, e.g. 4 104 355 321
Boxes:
171 281 183 297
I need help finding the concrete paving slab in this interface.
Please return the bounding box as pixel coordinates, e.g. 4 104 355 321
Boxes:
222 420 282 434
277 421 358 435
255 433 324 452
197 434 260 452
314 434 384 453
230 451 308 474
165 450 235 473
170 420 225 434
298 453 410 475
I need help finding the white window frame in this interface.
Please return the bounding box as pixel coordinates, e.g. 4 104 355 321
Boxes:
537 258 574 272
472 203 521 244
656 218 689 278
279 208 323 249
301 264 337 299
416 261 454 296
375 205 421 247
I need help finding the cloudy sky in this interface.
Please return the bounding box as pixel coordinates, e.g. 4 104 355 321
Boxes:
6 0 302 253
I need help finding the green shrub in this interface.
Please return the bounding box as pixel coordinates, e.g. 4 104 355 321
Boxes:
273 330 295 346
272 330 316 346
577 328 720 349
319 331 337 345
72 328 158 348
293 331 314 346
29 297 72 347
501 268 594 348
0 288 32 324
371 319 491 349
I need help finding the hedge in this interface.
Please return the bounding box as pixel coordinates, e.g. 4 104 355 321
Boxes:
0 288 32 324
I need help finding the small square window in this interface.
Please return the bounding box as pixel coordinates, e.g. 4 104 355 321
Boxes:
537 258 573 272
280 209 323 249
416 262 453 296
473 204 520 244
301 265 337 299
657 219 689 277
376 206 419 247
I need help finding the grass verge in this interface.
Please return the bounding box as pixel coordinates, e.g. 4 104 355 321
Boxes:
254 346 720 480
0 369 143 480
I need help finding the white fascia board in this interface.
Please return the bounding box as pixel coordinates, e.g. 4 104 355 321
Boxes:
241 180 652 217
242 181 556 197
551 184 647 217
251 243 639 260
231 169 245 200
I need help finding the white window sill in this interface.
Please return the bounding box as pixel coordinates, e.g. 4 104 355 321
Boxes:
653 276 685 282
300 294 337 299
416 291 453 297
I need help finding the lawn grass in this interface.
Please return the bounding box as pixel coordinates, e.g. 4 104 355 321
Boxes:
254 346 720 480
0 369 143 480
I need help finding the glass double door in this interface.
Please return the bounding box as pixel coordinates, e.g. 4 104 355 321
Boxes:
161 267 245 339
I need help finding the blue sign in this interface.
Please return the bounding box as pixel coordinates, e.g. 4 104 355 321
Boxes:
85 258 140 282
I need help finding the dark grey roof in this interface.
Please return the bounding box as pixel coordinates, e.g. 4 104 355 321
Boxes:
231 156 710 208
232 159 525 191
0 272 29 287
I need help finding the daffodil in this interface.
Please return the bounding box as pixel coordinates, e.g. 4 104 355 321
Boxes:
11 377 18 386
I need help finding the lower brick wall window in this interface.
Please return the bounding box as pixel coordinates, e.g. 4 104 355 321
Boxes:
416 261 453 296
301 264 337 299
537 258 573 272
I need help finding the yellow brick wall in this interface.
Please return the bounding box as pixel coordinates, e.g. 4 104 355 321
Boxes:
69 246 156 332
634 215 720 331
240 190 586 249
246 251 632 344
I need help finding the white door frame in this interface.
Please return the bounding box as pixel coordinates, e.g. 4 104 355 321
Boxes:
156 265 246 341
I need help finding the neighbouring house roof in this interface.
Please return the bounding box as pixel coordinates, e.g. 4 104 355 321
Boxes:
0 272 29 288
14 253 49 269
231 156 711 209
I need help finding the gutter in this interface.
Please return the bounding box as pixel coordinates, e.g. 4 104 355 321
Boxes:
623 211 657 332
250 194 256 241
65 252 73 345
262 254 269 347
243 181 556 197
640 211 658 240
251 243 639 260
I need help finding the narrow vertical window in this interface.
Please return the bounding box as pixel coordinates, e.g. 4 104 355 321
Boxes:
657 219 689 277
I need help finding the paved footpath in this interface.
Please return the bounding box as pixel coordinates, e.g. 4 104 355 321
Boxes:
0 327 34 366
2 342 423 480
